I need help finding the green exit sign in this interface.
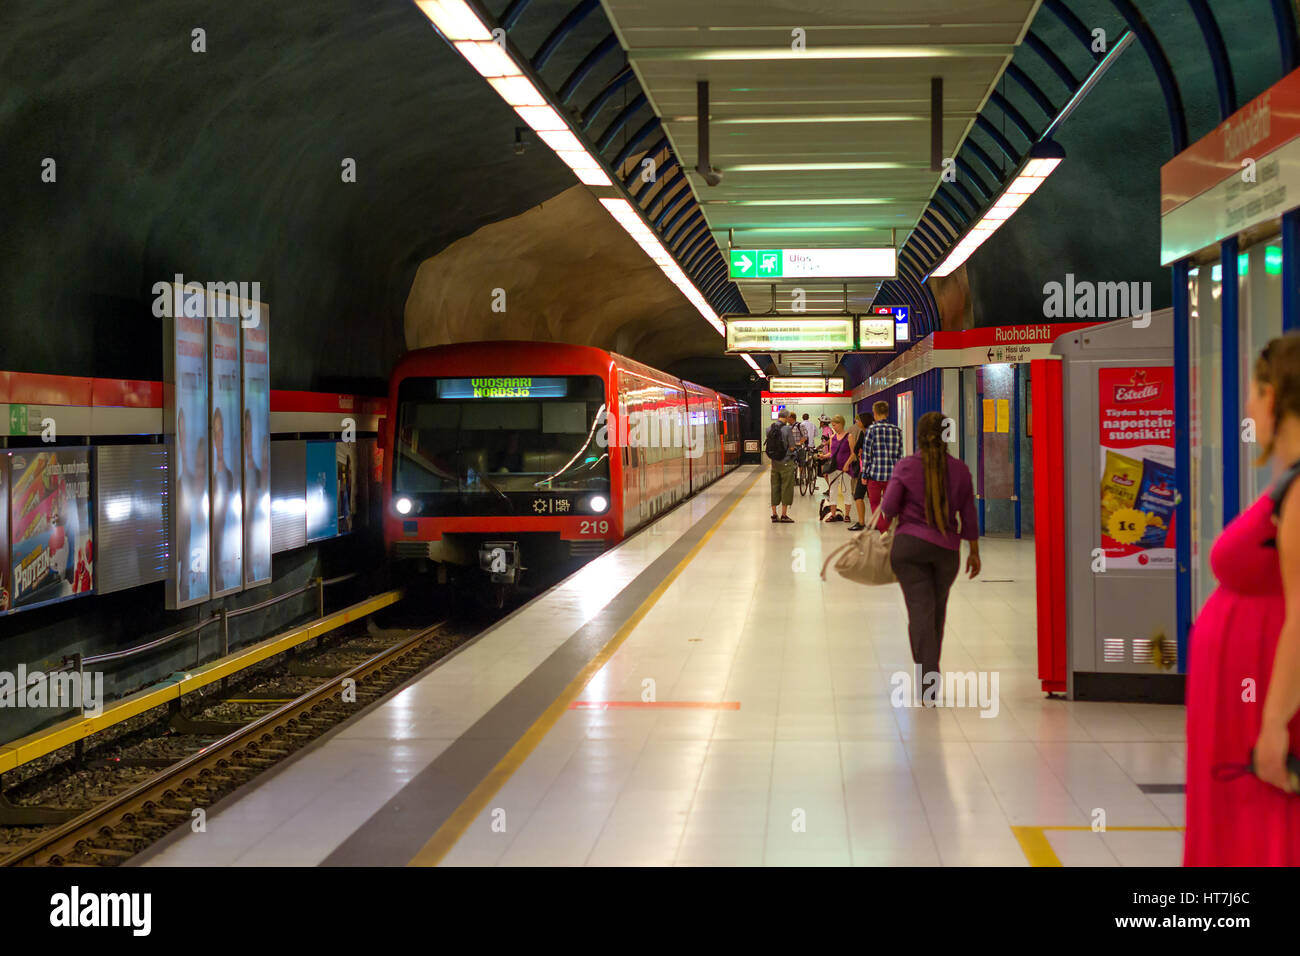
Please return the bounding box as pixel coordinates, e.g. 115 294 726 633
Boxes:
729 247 897 279
729 249 783 279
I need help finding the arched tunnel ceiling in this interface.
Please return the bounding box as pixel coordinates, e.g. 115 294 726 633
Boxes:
0 0 1292 396
0 0 740 392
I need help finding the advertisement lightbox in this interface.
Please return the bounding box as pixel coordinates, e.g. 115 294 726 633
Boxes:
242 303 271 588
0 454 8 613
305 441 338 542
210 314 243 596
165 288 211 609
8 448 94 611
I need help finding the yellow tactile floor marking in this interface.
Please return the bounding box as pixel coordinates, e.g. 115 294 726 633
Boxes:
1012 825 1185 866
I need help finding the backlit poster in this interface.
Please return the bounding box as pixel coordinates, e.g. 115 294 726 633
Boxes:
1098 366 1176 569
305 441 338 541
165 290 210 608
242 303 271 587
9 448 94 610
0 455 9 613
211 313 243 595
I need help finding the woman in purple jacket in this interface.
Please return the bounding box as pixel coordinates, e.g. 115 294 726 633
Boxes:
881 411 981 697
819 415 853 522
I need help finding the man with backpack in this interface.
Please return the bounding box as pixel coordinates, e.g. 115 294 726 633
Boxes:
766 410 797 523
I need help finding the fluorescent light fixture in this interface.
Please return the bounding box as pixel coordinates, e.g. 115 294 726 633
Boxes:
633 44 1013 62
741 354 765 377
513 105 568 131
486 75 546 106
930 140 1065 278
728 162 912 172
453 40 521 77
536 128 585 153
415 0 721 336
682 115 928 125
600 198 724 334
707 198 894 206
415 0 492 41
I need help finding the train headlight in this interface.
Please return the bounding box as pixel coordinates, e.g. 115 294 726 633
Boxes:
395 496 413 516
587 495 608 513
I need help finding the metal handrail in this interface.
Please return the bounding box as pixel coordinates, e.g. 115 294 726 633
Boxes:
66 573 360 670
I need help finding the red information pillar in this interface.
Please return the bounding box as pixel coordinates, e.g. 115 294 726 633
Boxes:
1032 358 1067 693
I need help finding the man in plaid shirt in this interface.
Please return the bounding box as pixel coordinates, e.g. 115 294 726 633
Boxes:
861 400 904 531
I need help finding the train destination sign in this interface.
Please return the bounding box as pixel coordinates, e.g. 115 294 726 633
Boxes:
728 247 897 280
436 377 568 399
725 319 855 352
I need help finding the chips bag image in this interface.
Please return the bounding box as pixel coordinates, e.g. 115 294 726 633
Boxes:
1100 449 1143 536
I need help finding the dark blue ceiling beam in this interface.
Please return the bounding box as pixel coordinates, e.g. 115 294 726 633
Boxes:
931 190 970 229
580 67 634 131
1024 31 1081 93
952 156 996 202
962 137 1007 184
987 90 1039 144
500 0 532 31
610 116 661 170
1044 0 1102 60
1273 0 1300 72
973 115 1023 165
624 136 670 191
1004 62 1059 118
532 0 600 72
1107 0 1188 152
558 32 619 104
595 92 648 152
1187 0 1237 119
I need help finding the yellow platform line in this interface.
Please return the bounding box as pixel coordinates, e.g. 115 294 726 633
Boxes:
409 469 763 866
0 589 402 775
1012 825 1185 866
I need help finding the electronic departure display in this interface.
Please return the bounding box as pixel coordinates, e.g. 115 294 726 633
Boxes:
435 377 568 399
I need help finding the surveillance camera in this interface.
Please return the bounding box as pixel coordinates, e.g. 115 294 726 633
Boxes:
696 164 723 187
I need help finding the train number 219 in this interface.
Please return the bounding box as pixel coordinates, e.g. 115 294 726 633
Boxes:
579 520 609 535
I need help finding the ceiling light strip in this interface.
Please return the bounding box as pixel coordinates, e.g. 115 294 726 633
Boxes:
415 0 727 335
928 145 1063 279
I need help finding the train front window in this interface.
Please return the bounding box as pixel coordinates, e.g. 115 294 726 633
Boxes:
393 376 610 504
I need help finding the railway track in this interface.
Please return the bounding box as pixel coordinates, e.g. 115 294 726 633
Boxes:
1 619 455 867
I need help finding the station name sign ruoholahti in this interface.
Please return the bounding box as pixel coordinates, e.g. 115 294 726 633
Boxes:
1161 65 1300 264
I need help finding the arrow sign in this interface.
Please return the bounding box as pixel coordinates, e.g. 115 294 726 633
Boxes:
987 348 996 361
736 254 751 272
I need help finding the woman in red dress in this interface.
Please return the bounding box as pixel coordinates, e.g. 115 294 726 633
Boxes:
1185 333 1300 865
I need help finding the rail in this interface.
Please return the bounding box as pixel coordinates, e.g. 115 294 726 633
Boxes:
5 573 364 718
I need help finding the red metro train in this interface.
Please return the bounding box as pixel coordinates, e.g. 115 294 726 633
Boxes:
379 341 748 592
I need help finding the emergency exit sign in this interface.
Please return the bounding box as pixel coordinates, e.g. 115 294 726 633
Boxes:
729 248 896 279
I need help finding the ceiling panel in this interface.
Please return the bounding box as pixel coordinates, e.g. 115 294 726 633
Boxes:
600 0 1040 371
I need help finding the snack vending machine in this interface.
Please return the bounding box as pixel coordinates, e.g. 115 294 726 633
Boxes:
1051 310 1182 702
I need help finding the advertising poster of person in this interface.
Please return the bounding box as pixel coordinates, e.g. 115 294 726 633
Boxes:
336 442 358 535
1098 366 1176 569
165 291 210 608
305 441 338 542
9 448 94 610
242 304 271 587
0 454 10 614
211 314 244 595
